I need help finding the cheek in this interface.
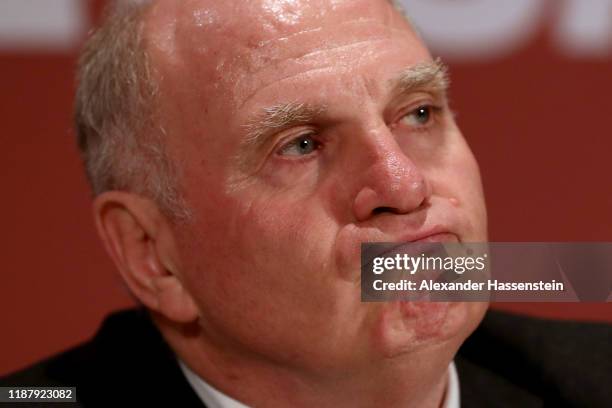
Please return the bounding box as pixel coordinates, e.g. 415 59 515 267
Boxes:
450 146 487 235
184 193 336 302
425 136 487 239
178 193 373 369
448 148 484 205
238 195 333 264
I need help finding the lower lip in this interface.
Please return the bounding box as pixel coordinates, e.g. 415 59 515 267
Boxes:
412 232 458 243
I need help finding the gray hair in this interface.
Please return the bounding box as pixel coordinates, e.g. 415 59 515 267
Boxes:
75 0 191 221
74 0 411 221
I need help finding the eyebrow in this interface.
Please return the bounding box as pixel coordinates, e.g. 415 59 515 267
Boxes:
389 58 450 95
240 101 326 154
233 59 450 172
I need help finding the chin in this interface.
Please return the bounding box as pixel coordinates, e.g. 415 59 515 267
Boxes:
373 300 487 358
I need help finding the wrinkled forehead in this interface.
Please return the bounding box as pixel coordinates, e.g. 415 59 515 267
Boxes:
146 0 405 52
144 0 413 107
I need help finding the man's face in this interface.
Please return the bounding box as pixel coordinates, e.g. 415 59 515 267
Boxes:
148 0 487 373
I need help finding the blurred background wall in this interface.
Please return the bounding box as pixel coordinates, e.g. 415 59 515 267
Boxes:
1 0 611 375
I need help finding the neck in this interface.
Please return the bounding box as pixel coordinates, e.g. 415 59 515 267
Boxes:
156 316 455 408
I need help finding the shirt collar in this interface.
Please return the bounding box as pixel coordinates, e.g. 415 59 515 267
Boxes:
179 359 460 408
179 360 249 408
444 360 461 408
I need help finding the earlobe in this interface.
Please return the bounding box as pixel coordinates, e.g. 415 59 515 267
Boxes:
153 274 200 323
92 192 199 323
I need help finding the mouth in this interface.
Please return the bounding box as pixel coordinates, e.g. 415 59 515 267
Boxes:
398 225 460 243
412 232 459 243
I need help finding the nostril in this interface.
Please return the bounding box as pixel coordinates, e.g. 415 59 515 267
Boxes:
372 206 396 215
372 199 430 216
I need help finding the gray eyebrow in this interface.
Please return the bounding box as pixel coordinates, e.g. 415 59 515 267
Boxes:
390 58 450 95
240 59 448 153
232 60 449 175
241 101 326 152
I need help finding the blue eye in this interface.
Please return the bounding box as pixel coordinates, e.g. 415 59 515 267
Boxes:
402 105 435 127
278 134 320 156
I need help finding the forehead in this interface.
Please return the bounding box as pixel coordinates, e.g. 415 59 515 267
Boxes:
142 0 431 175
145 0 420 101
147 0 406 48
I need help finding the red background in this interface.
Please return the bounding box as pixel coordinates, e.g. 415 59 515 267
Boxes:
1 1 611 375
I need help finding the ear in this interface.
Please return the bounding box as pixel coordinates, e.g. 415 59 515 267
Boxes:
93 191 198 323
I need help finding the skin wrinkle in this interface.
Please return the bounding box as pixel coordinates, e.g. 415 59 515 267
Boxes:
227 62 450 199
256 18 404 50
227 58 450 193
228 101 322 185
243 102 326 150
232 34 427 111
221 21 416 106
149 5 417 121
253 22 408 68
231 59 449 183
286 37 391 63
258 26 321 48
237 65 336 110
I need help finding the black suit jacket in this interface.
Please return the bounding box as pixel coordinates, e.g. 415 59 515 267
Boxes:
2 309 610 407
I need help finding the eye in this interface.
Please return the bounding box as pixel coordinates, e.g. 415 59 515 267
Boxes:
401 105 436 128
277 134 321 157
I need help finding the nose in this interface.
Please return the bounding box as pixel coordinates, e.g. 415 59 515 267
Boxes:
351 129 431 222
